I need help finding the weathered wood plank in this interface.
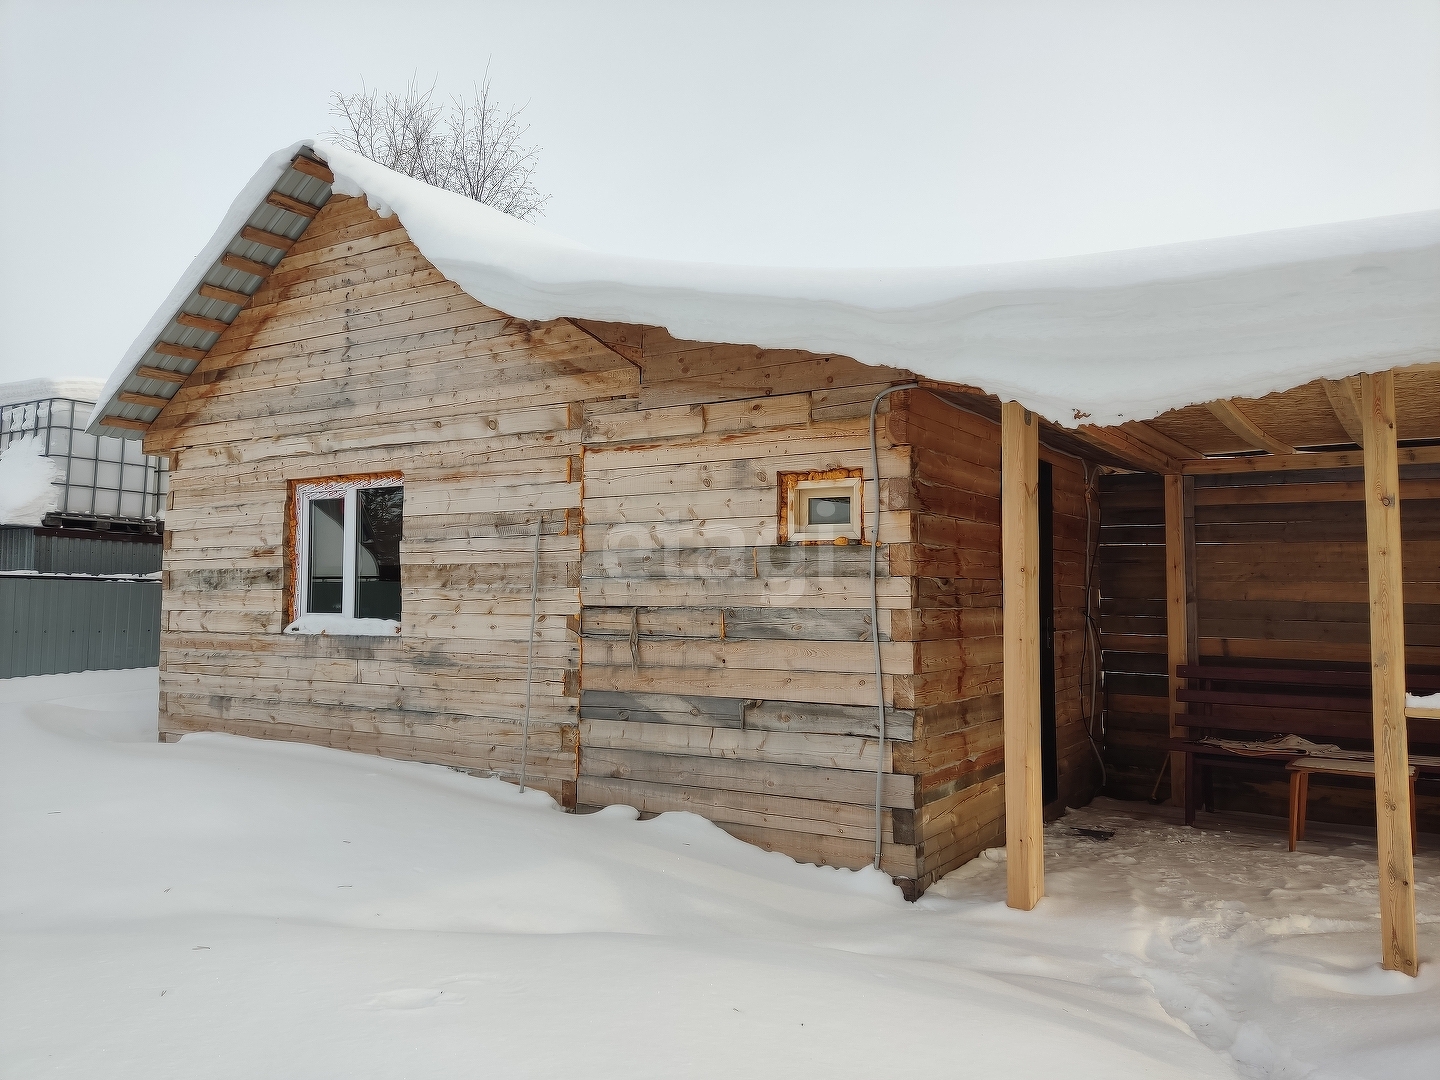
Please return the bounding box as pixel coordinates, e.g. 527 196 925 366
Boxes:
582 661 892 708
580 605 884 642
581 636 915 676
579 746 914 807
580 719 888 770
575 775 900 843
578 690 914 740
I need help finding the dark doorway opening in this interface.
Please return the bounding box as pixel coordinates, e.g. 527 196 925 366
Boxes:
1039 461 1059 806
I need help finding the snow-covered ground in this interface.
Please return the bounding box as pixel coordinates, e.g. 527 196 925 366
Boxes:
3 670 1436 1079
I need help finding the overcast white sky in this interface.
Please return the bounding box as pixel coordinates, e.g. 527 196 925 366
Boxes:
1 0 1437 386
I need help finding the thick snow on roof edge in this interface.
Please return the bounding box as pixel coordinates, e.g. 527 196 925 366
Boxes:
3 377 105 408
95 139 1440 432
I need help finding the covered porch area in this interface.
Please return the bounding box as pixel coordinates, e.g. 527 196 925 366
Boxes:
989 363 1439 975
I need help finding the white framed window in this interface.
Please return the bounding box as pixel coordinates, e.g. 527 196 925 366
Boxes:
781 472 863 543
291 476 404 629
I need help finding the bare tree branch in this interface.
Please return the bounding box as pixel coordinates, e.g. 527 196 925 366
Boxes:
328 72 550 221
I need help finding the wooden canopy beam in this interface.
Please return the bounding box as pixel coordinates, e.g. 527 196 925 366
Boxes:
175 313 230 335
220 253 275 279
265 191 320 218
290 156 334 183
198 283 253 307
1074 423 1182 473
1323 378 1366 446
134 365 188 384
98 415 151 432
116 391 172 411
1205 399 1298 456
1164 474 1198 808
151 342 208 362
240 225 296 252
1183 444 1440 475
1121 421 1204 463
1001 401 1044 910
1360 370 1418 975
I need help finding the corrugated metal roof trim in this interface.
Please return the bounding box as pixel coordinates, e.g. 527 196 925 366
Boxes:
88 145 332 438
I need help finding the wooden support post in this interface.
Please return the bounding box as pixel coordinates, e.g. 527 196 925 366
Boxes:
1001 401 1044 910
1164 473 1198 809
1359 370 1418 976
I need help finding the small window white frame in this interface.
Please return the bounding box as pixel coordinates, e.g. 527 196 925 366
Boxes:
293 477 403 620
786 476 863 542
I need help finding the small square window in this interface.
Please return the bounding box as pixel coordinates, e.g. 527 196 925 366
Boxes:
780 471 864 543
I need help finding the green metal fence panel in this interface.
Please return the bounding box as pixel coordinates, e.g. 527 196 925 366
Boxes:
0 576 161 678
0 527 36 571
0 526 161 575
35 532 162 575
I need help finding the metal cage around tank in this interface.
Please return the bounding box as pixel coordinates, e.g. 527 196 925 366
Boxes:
1 395 168 526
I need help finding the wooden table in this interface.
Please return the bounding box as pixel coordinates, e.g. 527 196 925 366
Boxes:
1287 757 1417 852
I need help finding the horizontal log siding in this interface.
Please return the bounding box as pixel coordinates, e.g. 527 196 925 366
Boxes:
148 197 640 802
890 392 1100 891
576 324 920 880
1098 469 1440 830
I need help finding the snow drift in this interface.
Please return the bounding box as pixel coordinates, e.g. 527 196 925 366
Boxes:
4 668 1440 1078
0 437 62 525
95 140 1440 433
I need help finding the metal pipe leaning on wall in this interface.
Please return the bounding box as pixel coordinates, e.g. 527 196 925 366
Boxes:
866 385 1104 872
518 513 543 794
868 383 920 868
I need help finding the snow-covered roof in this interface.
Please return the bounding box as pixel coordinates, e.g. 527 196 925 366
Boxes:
2 378 106 408
91 139 1440 436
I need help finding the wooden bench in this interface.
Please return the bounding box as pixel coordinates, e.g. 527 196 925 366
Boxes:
1168 663 1440 830
1287 757 1417 852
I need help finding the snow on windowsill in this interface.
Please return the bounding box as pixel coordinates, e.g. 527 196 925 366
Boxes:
284 614 401 637
1408 692 1439 709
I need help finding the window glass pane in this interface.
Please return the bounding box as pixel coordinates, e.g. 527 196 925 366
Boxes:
355 486 403 621
307 497 345 614
807 495 851 525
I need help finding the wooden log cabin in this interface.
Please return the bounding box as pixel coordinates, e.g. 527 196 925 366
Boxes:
90 144 1439 967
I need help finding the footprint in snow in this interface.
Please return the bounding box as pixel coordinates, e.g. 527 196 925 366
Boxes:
365 989 466 1010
